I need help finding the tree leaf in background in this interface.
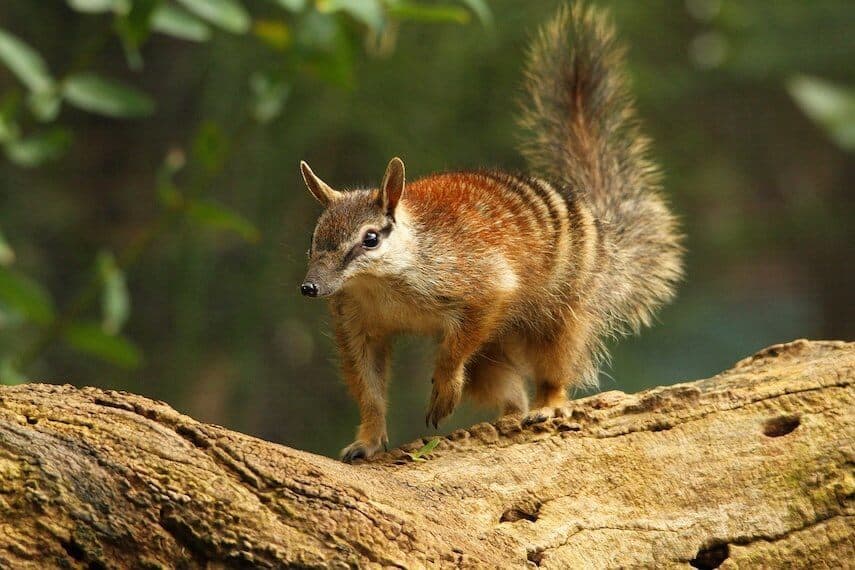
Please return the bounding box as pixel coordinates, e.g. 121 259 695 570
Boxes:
4 128 72 167
175 0 250 34
66 0 125 13
0 28 54 93
0 226 15 267
115 0 161 69
459 0 492 27
187 199 261 243
64 322 143 369
386 2 470 24
27 90 62 122
0 267 55 325
192 121 228 173
97 251 130 335
0 359 26 385
63 73 155 118
788 75 855 151
0 94 21 144
250 72 289 123
318 0 385 32
0 117 18 145
273 0 306 11
253 20 292 51
152 4 212 42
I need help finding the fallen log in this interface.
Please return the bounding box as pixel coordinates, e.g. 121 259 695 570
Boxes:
0 339 852 568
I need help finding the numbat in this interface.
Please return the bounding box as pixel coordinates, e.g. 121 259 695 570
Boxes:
299 4 683 462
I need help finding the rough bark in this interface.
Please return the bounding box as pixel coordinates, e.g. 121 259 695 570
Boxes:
0 339 852 569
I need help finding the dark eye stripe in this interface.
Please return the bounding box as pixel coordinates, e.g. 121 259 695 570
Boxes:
339 224 394 269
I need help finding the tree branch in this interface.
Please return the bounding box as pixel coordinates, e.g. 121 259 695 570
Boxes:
0 339 852 568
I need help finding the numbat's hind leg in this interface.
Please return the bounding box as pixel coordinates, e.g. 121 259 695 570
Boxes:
465 344 528 416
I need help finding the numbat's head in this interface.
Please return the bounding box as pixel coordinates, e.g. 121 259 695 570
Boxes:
299 157 410 298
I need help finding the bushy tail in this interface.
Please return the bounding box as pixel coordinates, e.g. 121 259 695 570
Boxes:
519 3 683 336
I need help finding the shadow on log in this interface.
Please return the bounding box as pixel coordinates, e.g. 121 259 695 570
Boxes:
0 339 853 568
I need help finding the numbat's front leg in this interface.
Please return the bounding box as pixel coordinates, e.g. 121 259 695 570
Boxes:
333 309 391 462
425 319 492 428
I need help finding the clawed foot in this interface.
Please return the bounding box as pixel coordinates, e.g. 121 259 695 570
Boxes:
522 406 570 427
340 435 388 463
425 380 461 429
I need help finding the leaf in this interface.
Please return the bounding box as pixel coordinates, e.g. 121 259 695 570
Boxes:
0 95 20 143
97 251 130 335
387 3 470 24
787 75 855 151
0 116 18 144
317 0 385 32
152 4 212 42
406 437 440 462
187 199 261 243
253 20 291 51
27 90 62 122
115 0 161 68
63 73 155 118
249 72 289 123
64 322 143 368
175 0 250 34
459 0 492 26
0 358 26 385
0 226 14 266
0 28 54 93
191 121 228 172
66 0 124 13
0 267 54 325
273 0 306 11
4 128 71 167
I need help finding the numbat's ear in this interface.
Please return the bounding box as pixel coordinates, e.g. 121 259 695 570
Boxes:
379 157 405 218
300 161 340 207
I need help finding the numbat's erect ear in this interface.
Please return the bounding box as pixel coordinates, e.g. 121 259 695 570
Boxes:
379 157 405 217
300 161 340 207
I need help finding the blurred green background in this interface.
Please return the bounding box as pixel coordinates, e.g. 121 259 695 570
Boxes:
0 0 852 457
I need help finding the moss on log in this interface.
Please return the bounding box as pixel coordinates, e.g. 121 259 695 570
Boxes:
0 339 853 568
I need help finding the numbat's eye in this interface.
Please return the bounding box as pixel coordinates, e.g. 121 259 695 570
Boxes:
362 230 380 249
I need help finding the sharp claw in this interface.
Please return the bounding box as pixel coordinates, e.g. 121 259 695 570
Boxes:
522 411 548 427
341 443 368 463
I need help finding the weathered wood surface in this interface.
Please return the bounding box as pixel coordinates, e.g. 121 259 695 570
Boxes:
0 339 852 569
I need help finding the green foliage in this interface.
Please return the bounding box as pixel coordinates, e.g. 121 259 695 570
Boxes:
4 128 71 167
406 437 440 462
64 322 143 369
151 5 212 42
0 0 487 380
187 199 261 243
318 0 385 31
386 2 471 25
97 252 131 335
0 268 55 326
175 0 251 34
0 226 14 267
0 28 54 93
788 75 855 151
62 74 155 118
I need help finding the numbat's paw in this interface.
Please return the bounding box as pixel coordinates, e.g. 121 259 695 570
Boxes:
340 436 387 463
521 407 571 427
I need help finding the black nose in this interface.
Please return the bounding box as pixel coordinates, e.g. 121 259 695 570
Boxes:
300 282 319 297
